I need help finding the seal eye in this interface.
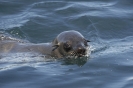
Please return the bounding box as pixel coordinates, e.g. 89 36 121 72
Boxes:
63 43 72 52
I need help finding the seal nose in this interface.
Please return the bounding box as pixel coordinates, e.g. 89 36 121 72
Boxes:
77 47 86 56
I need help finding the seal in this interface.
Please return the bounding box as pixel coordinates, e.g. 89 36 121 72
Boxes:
0 30 90 58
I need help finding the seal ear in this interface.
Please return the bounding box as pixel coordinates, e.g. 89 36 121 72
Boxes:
52 38 60 51
86 40 91 42
84 39 90 46
52 44 59 51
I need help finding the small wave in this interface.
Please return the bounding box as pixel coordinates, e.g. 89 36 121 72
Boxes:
31 1 68 9
75 1 117 8
0 52 56 71
0 52 54 63
0 4 45 30
0 11 34 29
91 36 133 57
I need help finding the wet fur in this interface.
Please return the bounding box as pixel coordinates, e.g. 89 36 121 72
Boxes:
0 30 90 58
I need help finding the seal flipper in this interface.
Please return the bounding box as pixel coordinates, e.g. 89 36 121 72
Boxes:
52 44 59 51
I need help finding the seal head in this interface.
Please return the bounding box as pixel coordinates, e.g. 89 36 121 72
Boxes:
52 30 90 58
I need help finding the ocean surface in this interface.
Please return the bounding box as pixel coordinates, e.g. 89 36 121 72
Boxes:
0 0 133 88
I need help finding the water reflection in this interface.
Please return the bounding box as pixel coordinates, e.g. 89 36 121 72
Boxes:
62 57 89 67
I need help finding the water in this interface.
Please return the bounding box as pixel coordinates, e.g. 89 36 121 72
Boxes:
0 0 133 88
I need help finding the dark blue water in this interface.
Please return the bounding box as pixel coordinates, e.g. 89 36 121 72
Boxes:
0 0 133 88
